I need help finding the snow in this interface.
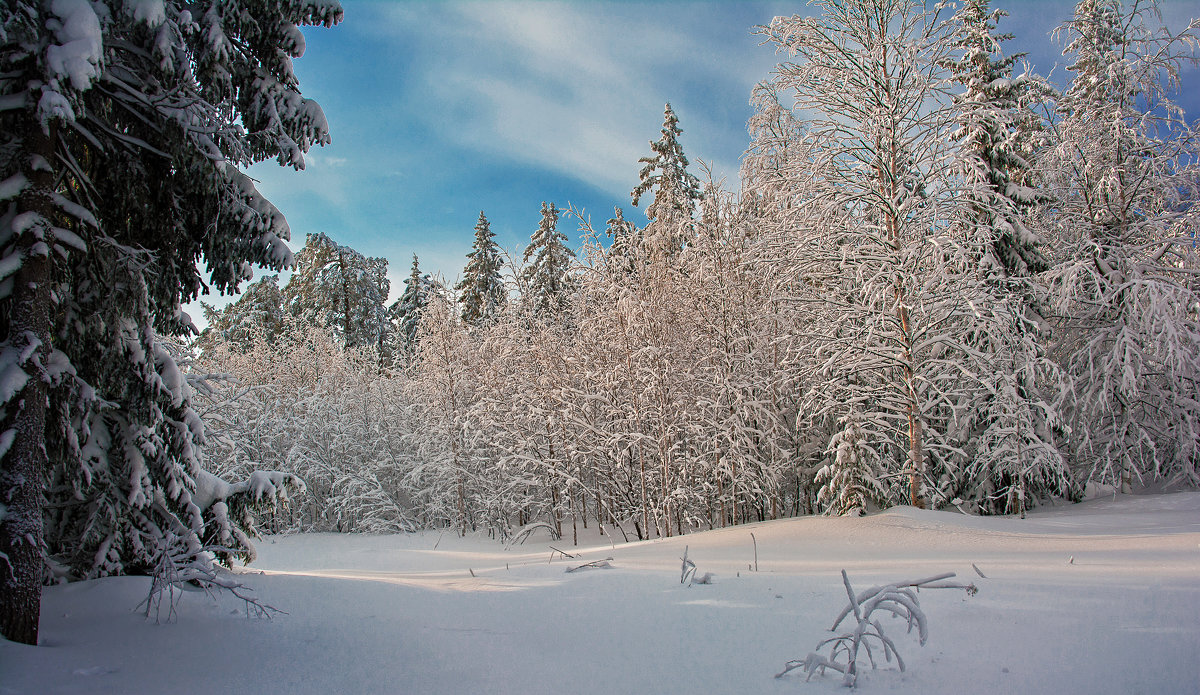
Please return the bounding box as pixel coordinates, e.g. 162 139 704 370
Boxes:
3 491 1199 694
46 0 104 92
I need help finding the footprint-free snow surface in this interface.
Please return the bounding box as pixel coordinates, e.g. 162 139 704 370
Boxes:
4 491 1199 694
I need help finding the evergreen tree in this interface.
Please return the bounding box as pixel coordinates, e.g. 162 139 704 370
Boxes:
456 211 506 326
196 275 287 353
944 0 1051 279
0 0 339 644
631 103 702 255
389 254 437 359
604 206 642 277
816 409 886 516
939 0 1074 513
283 232 391 355
520 202 577 318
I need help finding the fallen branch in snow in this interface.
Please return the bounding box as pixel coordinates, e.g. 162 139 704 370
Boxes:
776 570 977 687
138 532 283 624
565 558 614 573
548 546 577 562
505 521 561 549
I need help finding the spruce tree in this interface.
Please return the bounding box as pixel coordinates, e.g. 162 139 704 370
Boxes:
196 275 287 353
457 211 506 326
520 202 577 318
283 232 391 355
938 0 1073 512
631 103 702 255
816 409 885 516
390 254 436 359
0 0 339 644
945 0 1050 279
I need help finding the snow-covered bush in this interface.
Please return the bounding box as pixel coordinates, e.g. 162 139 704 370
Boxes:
777 570 977 687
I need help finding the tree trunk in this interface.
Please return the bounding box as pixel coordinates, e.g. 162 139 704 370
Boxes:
1 117 58 645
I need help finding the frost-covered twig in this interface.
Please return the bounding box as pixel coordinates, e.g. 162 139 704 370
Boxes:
565 558 613 573
680 545 696 584
776 570 977 687
137 532 284 624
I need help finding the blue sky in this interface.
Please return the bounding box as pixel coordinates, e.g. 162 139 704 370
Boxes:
187 0 1200 320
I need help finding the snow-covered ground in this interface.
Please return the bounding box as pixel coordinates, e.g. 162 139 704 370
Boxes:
4 491 1199 694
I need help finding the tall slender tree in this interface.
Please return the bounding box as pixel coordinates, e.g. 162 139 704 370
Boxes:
757 0 955 508
939 0 1073 512
1044 0 1200 490
631 103 703 256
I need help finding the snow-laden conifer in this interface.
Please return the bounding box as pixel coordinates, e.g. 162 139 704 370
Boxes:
456 211 507 326
0 0 340 643
631 103 702 256
284 232 391 356
520 202 577 318
389 255 441 361
938 0 1075 512
816 410 886 516
197 275 287 353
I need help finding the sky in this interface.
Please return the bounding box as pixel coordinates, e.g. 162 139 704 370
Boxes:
186 0 1200 322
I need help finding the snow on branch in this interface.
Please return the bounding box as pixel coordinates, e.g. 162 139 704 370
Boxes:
137 531 283 624
776 570 977 687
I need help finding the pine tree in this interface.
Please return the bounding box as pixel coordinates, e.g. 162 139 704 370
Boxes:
0 0 339 644
938 0 1074 512
944 0 1051 279
816 409 886 516
389 254 437 359
631 103 702 255
603 206 642 277
520 202 577 318
196 275 287 353
457 211 507 326
283 232 391 355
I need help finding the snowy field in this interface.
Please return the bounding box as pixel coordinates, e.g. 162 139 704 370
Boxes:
3 491 1199 695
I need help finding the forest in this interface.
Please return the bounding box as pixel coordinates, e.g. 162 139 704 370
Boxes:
1 0 1198 648
194 0 1200 541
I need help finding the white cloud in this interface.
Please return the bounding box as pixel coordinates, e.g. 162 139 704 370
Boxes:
369 1 770 199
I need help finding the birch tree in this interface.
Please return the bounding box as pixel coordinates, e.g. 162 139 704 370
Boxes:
1043 0 1200 489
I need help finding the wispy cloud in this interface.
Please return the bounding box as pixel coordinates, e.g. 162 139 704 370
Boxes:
368 1 770 198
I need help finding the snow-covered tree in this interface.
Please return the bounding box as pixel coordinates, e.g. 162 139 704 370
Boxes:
389 254 441 361
456 211 507 326
944 0 1051 280
936 0 1074 512
816 409 886 516
756 0 957 509
520 202 577 318
196 275 287 353
1043 0 1200 490
0 0 340 644
631 103 702 256
284 232 391 355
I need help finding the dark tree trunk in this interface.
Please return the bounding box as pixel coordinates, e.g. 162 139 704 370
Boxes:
1 116 57 645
